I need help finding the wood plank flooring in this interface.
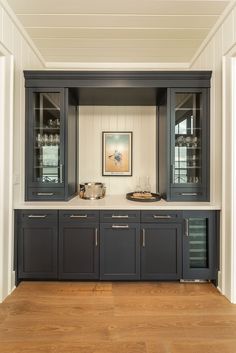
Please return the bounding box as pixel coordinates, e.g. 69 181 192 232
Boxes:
0 282 236 353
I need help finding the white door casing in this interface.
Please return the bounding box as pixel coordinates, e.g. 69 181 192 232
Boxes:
0 43 14 303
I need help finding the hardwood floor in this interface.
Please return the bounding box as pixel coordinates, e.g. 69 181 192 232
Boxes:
0 282 236 353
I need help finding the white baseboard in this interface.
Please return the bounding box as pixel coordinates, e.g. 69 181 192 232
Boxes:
10 270 16 293
217 270 223 294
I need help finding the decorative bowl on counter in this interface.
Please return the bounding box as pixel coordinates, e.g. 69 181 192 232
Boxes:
126 192 161 202
80 182 106 200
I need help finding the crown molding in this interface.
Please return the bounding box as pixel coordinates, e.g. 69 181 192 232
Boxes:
0 0 45 66
190 0 236 67
45 61 190 70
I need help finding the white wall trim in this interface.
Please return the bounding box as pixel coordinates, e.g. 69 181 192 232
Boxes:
221 43 236 303
45 61 190 70
231 56 236 304
0 41 14 303
190 0 236 68
0 0 45 66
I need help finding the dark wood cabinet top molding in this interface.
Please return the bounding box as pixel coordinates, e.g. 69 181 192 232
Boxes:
24 70 212 88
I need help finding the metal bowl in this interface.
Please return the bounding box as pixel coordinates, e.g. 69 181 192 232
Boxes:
79 182 106 200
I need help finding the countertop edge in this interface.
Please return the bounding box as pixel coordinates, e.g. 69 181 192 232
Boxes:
13 196 221 210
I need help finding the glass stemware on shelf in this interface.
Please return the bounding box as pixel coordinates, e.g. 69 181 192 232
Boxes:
35 133 60 147
175 135 199 148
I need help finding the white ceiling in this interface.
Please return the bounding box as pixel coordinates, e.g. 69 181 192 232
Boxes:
7 0 231 64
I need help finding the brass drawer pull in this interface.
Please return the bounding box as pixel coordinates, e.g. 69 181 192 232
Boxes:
180 193 198 196
69 214 88 218
95 228 98 246
142 229 146 247
112 224 129 229
112 215 129 218
28 215 47 218
37 192 54 196
153 215 172 219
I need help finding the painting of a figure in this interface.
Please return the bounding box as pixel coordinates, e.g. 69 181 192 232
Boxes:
102 132 132 176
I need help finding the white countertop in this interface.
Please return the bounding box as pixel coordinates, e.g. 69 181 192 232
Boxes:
14 195 221 210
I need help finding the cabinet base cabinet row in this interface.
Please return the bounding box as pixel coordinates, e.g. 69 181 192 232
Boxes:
15 210 218 283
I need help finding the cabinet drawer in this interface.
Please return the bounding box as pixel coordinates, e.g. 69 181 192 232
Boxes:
170 188 206 201
59 210 99 223
28 188 65 201
100 210 140 223
20 210 58 225
141 210 182 223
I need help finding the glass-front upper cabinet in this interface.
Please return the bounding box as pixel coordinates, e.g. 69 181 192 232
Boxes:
26 88 67 201
32 90 64 185
170 88 209 201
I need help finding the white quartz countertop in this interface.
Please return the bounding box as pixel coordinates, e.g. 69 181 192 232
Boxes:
14 195 221 210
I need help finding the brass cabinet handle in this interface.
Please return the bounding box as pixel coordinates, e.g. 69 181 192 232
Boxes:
95 228 98 247
142 229 146 247
171 164 175 183
60 164 63 183
69 214 87 218
185 219 189 237
181 193 198 196
153 215 172 219
37 192 54 196
28 215 47 218
112 215 129 218
112 224 129 229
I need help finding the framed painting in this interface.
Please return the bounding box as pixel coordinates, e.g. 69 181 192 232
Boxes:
102 132 132 176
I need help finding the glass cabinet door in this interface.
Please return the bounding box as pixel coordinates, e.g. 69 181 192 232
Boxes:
171 90 205 186
31 90 64 186
182 211 216 280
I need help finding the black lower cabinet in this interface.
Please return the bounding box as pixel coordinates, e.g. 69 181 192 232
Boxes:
59 211 99 279
100 223 140 280
17 210 58 279
141 223 182 280
182 210 217 280
59 223 99 279
16 209 218 282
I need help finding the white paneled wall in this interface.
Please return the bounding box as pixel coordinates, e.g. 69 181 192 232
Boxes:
190 2 236 301
0 1 44 204
79 106 156 195
0 0 43 300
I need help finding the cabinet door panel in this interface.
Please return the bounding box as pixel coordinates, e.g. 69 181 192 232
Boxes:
141 223 182 280
59 223 99 279
182 211 216 280
18 211 58 279
100 223 140 280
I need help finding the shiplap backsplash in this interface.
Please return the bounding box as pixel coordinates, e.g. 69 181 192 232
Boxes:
79 105 156 195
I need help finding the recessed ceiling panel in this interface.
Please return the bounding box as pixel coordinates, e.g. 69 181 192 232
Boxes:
6 0 231 64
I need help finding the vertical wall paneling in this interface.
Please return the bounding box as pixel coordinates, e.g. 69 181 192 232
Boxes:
2 9 13 53
79 105 156 195
190 2 236 302
0 7 3 42
222 12 234 55
0 1 44 301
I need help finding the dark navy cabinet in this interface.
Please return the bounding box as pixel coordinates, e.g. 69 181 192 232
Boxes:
25 84 78 201
141 211 182 280
100 223 140 280
17 210 58 279
158 85 210 201
15 208 218 282
141 223 182 280
58 211 99 279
